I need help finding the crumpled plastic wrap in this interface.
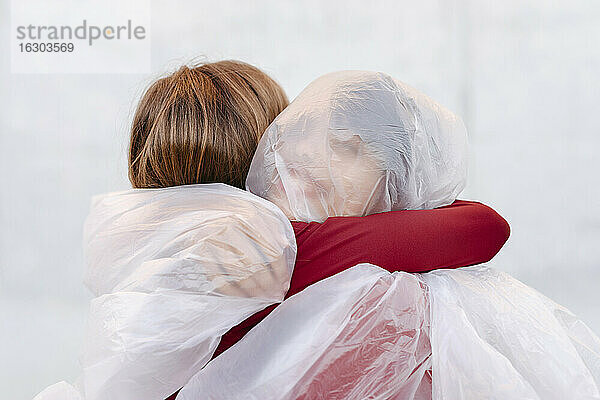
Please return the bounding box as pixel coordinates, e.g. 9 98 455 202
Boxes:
246 70 468 222
421 267 600 399
179 265 600 400
33 183 296 400
178 264 433 400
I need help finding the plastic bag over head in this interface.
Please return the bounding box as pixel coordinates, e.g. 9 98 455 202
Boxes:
246 70 468 222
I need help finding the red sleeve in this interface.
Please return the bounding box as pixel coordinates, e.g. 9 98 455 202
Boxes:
205 200 510 370
287 200 510 297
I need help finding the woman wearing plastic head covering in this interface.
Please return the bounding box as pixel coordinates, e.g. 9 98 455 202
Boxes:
179 71 600 399
33 62 510 400
246 70 468 221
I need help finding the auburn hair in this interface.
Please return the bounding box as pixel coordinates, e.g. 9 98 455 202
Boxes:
128 60 288 189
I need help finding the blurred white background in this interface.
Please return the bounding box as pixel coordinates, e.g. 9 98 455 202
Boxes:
1 1 599 399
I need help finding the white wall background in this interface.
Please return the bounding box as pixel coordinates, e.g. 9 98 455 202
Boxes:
1 1 599 399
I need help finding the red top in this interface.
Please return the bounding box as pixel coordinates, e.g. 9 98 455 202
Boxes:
166 200 509 399
213 200 510 358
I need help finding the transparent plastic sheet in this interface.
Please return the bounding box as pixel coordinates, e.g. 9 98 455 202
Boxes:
422 267 600 400
246 70 468 222
177 264 433 400
33 184 297 400
33 382 82 400
178 265 600 400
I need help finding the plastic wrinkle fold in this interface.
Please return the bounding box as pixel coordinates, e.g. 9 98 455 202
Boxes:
178 264 432 400
422 267 600 400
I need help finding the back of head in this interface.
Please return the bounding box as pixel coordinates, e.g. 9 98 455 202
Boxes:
84 61 292 399
129 60 289 189
246 70 468 222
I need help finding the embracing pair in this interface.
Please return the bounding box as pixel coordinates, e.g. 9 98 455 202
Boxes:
35 61 600 400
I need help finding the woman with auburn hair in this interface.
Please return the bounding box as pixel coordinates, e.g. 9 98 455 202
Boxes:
129 60 289 189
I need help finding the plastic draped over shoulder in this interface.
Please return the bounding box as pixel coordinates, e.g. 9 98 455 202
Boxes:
83 183 295 300
421 267 600 399
246 70 468 222
33 183 296 400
